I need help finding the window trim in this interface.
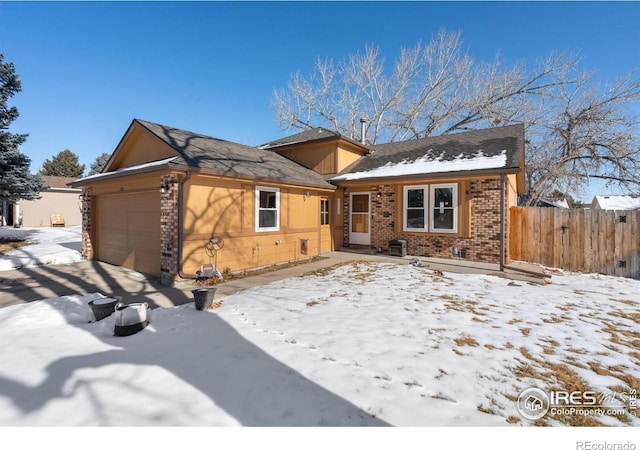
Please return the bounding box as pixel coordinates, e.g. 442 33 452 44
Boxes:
403 185 429 232
430 183 458 233
402 183 459 233
320 197 330 225
255 186 280 232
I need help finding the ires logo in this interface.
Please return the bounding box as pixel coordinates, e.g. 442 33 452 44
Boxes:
549 391 598 406
517 387 634 421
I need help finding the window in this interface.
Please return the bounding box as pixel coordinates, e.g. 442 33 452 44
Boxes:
403 184 458 233
255 186 280 232
320 198 330 225
430 184 457 233
403 186 428 231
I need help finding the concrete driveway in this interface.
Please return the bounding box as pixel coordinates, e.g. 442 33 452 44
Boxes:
0 254 362 310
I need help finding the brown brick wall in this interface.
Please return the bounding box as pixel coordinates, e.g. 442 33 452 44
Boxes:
80 188 93 260
343 178 508 264
160 175 179 285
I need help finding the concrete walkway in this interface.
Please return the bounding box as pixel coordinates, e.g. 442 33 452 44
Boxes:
0 251 549 310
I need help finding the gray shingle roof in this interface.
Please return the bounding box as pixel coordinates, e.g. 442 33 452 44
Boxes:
333 124 524 181
258 127 341 150
136 120 334 189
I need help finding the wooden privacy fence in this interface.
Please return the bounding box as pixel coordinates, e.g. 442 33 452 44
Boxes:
510 207 640 279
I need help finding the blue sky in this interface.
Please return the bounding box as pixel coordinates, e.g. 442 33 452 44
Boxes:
2 1 639 201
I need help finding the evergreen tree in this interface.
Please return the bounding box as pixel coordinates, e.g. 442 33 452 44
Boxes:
88 152 110 176
40 149 85 178
0 53 45 203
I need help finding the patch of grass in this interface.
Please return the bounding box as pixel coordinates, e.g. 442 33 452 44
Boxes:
566 347 587 354
540 338 560 347
521 327 531 336
513 363 539 380
542 314 567 323
476 404 495 415
506 416 520 424
608 310 640 323
609 298 637 307
306 300 320 307
0 237 31 254
589 361 640 391
455 336 479 347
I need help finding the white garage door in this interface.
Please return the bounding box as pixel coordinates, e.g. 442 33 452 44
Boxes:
96 191 161 277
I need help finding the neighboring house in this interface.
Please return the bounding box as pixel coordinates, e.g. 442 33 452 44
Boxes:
1 176 82 227
70 119 525 285
536 198 570 208
591 195 640 211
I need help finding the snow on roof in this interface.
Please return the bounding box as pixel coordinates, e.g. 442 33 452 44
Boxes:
331 149 508 181
540 198 569 208
592 195 640 210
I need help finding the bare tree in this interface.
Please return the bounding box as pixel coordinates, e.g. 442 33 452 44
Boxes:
272 29 640 202
524 69 640 204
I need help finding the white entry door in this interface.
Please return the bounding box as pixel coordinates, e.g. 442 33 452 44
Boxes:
349 192 371 245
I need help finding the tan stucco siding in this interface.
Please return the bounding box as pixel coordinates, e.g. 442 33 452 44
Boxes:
336 144 366 173
110 127 177 170
19 191 82 227
89 173 167 196
180 175 334 274
273 140 368 175
276 143 336 175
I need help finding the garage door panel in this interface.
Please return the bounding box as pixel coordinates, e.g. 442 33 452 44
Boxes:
96 191 161 277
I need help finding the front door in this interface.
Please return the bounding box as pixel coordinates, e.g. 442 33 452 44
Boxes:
349 193 371 245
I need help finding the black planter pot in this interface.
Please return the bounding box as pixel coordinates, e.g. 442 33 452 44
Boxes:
192 288 217 310
88 297 120 321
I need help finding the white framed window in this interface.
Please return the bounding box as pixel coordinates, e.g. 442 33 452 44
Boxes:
255 186 280 232
320 198 330 225
403 185 428 232
430 184 457 233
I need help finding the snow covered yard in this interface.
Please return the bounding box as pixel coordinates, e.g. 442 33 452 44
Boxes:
0 226 82 271
0 261 638 428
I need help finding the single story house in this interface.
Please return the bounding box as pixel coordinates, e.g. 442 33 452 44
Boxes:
591 195 640 211
1 176 82 227
70 119 525 285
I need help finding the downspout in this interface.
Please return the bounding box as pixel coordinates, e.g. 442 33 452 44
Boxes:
177 170 198 279
499 173 506 272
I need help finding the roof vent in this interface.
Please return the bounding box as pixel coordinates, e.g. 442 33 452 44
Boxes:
360 118 367 145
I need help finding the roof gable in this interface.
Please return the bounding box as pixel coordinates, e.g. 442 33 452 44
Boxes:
103 120 179 172
136 120 334 189
332 124 525 182
259 127 341 150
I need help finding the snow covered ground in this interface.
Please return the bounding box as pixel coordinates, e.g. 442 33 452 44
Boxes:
0 226 82 271
1 230 638 445
1 261 638 433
